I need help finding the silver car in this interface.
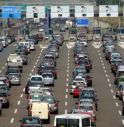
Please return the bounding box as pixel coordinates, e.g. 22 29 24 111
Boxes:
8 73 21 85
42 73 54 86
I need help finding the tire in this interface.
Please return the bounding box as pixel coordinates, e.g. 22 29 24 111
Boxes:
46 117 50 124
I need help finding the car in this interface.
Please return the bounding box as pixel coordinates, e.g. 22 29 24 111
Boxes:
41 95 58 114
19 54 28 65
0 101 2 115
20 116 42 127
0 42 3 51
0 88 10 108
42 72 54 86
116 82 124 100
15 45 28 55
7 73 21 85
0 75 11 88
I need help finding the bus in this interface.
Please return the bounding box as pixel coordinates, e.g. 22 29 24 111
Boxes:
53 114 96 127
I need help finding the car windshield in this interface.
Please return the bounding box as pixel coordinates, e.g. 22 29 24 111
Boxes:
42 74 52 78
120 77 124 82
79 105 93 111
23 117 40 124
41 96 55 104
31 77 42 82
31 94 42 100
82 91 94 98
0 92 7 97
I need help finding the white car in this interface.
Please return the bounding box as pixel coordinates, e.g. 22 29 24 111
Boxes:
42 73 54 86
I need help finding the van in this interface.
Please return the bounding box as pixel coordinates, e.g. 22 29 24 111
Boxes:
29 102 50 123
54 114 96 127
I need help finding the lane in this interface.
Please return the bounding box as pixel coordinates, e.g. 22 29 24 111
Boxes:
89 44 122 127
0 45 43 127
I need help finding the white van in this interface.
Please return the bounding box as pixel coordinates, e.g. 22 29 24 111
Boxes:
18 41 30 53
54 114 96 127
29 102 50 123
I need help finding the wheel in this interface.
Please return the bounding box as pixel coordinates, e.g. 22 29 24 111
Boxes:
46 116 50 124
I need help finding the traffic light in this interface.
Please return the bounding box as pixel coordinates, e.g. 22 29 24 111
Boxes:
33 13 38 18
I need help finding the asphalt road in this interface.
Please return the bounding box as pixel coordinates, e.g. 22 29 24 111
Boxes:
0 29 124 127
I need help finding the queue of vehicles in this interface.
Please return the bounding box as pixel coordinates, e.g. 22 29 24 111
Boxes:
0 33 43 116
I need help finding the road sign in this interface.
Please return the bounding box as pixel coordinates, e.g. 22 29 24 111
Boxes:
51 6 70 18
75 5 94 17
99 5 118 17
26 6 45 18
2 6 21 19
76 18 89 27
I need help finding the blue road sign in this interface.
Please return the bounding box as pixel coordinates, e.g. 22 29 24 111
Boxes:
2 6 21 19
76 18 89 27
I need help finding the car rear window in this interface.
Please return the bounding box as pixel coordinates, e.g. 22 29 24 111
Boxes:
23 118 40 124
31 77 42 82
42 74 53 78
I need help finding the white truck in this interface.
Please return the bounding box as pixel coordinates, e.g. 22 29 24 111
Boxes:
7 53 23 72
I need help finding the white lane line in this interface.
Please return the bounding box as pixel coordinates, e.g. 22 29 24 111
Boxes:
102 63 104 66
29 73 32 77
122 120 124 125
105 74 108 77
68 59 69 62
67 63 69 66
5 63 7 66
68 50 70 53
35 62 37 65
104 70 107 73
103 66 105 69
31 69 34 72
113 95 116 99
0 70 2 73
109 84 111 87
65 109 67 114
66 78 69 82
99 53 101 56
23 88 25 92
17 101 21 105
67 73 69 77
33 66 36 69
67 70 69 73
36 59 39 62
68 53 70 56
119 110 122 115
67 66 69 69
65 95 68 99
2 66 5 69
107 79 110 82
66 89 68 93
38 56 40 59
100 56 102 60
65 102 68 106
14 109 18 114
115 102 119 107
68 56 70 59
66 83 69 87
111 89 113 93
101 60 103 63
20 94 23 98
10 118 14 123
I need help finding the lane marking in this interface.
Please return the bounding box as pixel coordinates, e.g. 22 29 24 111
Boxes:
36 59 39 62
102 63 104 66
65 102 68 106
0 70 1 73
65 109 67 114
66 83 69 87
103 66 105 69
119 110 122 115
104 70 107 73
2 66 5 69
67 73 69 77
17 101 21 105
68 56 70 59
10 118 14 123
67 63 69 66
20 94 23 98
14 109 18 114
115 102 119 107
5 63 7 66
65 95 68 99
66 89 68 93
67 66 69 69
113 95 116 99
35 62 37 65
109 84 111 87
111 89 113 93
33 66 36 69
31 69 34 72
100 56 102 60
68 59 70 62
67 70 69 73
66 78 69 82
23 88 25 92
101 60 103 63
122 120 124 125
107 79 110 82
105 74 108 77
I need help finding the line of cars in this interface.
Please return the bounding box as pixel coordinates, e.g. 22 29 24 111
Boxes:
102 33 124 115
0 35 16 51
63 33 97 126
20 34 64 127
0 35 41 116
